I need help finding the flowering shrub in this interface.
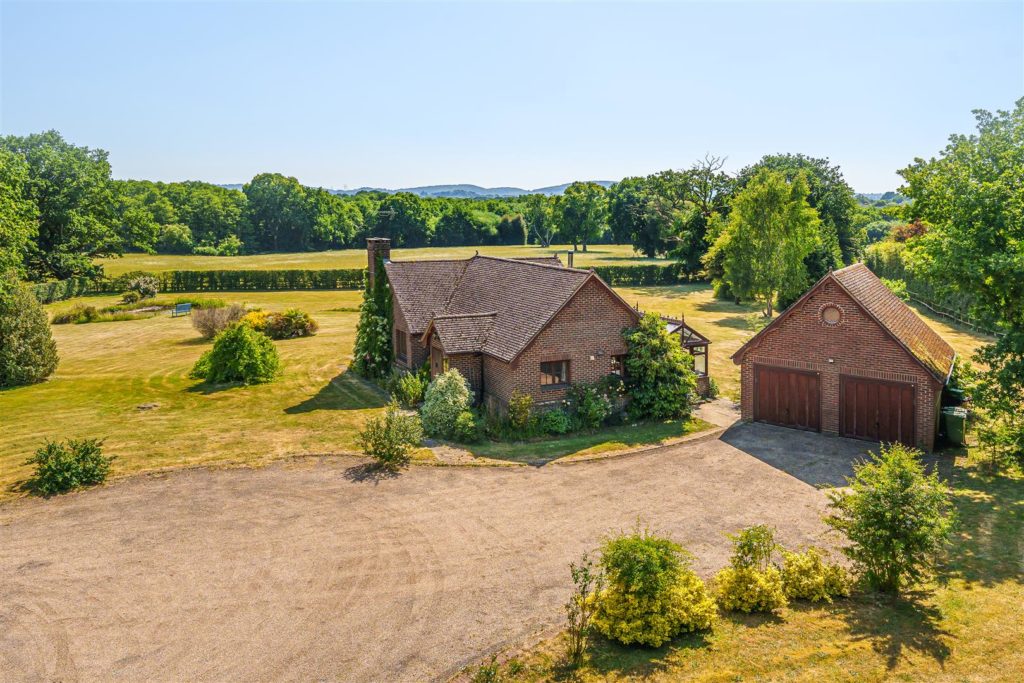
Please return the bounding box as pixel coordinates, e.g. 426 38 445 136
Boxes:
420 368 472 439
123 274 160 301
567 383 613 429
263 308 318 339
593 529 716 647
781 548 851 603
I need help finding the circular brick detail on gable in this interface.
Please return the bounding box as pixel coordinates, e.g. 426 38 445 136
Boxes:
819 303 844 327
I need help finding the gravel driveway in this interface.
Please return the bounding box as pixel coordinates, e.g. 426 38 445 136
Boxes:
0 421 871 682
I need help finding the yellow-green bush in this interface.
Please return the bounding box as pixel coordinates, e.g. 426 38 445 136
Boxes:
781 548 851 603
715 566 787 614
592 529 716 647
241 309 270 332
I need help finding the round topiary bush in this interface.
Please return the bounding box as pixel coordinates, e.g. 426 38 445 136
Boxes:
0 272 58 388
190 323 280 384
420 368 471 439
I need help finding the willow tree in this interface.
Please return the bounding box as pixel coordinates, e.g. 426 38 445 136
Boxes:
708 169 820 317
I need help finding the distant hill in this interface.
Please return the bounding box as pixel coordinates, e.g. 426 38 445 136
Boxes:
218 181 616 198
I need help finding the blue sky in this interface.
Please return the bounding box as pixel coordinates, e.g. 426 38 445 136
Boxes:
2 1 1021 192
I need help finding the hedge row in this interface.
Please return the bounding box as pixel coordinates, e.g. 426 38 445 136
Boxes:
29 277 103 304
148 269 366 292
592 263 692 286
29 263 695 303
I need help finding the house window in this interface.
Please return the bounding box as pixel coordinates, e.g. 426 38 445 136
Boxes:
690 347 707 376
395 329 408 363
540 360 569 386
610 355 627 377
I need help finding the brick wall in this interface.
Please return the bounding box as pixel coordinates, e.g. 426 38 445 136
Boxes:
482 277 637 411
737 278 943 451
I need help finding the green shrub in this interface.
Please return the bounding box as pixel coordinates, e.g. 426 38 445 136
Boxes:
706 377 720 399
356 400 423 470
781 548 851 603
593 529 716 647
420 368 472 439
715 525 787 613
24 438 112 495
567 383 612 429
453 410 482 443
715 566 787 613
52 304 101 325
623 312 697 420
539 408 572 435
507 390 533 430
565 552 604 668
825 443 955 595
0 273 59 387
192 303 247 339
881 277 910 301
388 369 428 409
121 290 141 304
263 308 319 340
190 324 280 384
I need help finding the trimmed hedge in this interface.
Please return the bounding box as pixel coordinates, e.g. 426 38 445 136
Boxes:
592 264 689 286
29 262 695 302
29 277 101 304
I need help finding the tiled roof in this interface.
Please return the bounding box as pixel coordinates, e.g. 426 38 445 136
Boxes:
386 255 613 362
384 259 467 333
832 263 956 380
426 313 496 354
732 263 956 382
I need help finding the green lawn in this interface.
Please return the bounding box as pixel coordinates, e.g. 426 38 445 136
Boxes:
0 283 992 501
97 244 661 276
475 464 1024 682
0 290 385 497
467 418 714 465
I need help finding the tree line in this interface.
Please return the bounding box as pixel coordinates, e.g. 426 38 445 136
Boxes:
2 129 905 285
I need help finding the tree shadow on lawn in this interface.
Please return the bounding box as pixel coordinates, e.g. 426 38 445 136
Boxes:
937 466 1024 589
565 631 710 681
830 593 952 671
285 369 388 413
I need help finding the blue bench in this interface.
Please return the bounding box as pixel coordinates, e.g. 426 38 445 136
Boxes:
171 303 192 317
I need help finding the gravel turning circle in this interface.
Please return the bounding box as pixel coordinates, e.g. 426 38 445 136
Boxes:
0 424 852 682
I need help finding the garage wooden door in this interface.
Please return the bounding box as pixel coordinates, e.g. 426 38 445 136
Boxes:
840 376 915 446
754 365 820 431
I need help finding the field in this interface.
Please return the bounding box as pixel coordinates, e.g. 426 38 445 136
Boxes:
0 283 989 500
96 244 661 276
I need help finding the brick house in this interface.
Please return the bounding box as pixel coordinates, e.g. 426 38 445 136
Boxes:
367 238 710 413
732 263 956 451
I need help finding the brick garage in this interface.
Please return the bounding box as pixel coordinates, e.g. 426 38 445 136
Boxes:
732 264 956 452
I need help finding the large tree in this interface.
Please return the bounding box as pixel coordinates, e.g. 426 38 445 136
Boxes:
0 149 38 276
738 153 856 270
0 130 118 280
522 193 555 246
708 169 820 317
244 173 310 251
373 193 433 247
899 98 1024 462
556 181 607 252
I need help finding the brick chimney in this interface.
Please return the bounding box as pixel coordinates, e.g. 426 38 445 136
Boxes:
366 237 391 288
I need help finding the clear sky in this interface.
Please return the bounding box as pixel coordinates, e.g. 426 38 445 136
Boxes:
2 1 1021 192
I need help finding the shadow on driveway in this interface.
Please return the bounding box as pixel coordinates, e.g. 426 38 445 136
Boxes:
720 422 876 488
